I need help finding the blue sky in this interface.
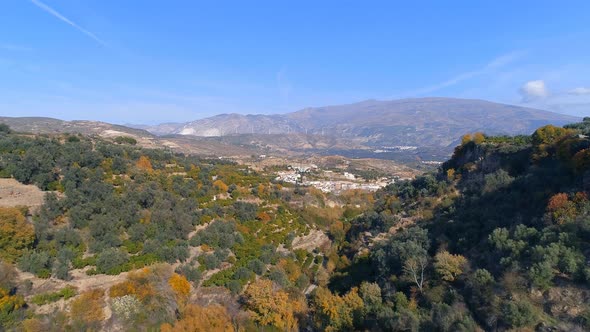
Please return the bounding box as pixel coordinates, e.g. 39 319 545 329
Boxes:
1 1 589 124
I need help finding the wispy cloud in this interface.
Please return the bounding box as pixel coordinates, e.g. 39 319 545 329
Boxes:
30 0 108 47
407 51 526 96
569 87 590 96
0 43 33 52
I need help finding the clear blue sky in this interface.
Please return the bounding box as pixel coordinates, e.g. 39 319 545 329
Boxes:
1 1 589 124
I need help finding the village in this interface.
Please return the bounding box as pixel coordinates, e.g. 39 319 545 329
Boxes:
274 164 404 194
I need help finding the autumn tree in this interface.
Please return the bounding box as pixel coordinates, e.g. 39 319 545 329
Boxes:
434 251 468 282
213 179 229 193
0 207 35 262
546 193 576 224
242 279 303 331
70 289 105 326
531 125 573 160
311 286 364 332
473 132 485 144
0 287 25 328
168 273 191 308
136 155 153 172
160 304 234 332
461 134 472 145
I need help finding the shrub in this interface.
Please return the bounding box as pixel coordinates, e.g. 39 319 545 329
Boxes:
31 286 77 305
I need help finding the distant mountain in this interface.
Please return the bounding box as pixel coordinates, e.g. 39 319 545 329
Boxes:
127 122 185 136
0 117 154 137
144 98 579 149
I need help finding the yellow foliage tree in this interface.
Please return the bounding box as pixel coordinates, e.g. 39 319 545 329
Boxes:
136 155 153 172
0 287 25 315
70 289 105 324
434 251 468 282
243 279 303 331
312 287 363 332
160 304 234 332
0 207 35 262
532 125 573 160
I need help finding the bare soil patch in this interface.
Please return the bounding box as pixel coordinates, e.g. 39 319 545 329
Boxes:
0 178 46 211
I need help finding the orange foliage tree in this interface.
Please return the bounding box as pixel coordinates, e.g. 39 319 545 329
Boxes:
109 268 156 301
160 304 234 332
169 273 191 298
473 132 485 144
0 207 35 262
213 179 229 193
136 155 153 172
256 211 271 222
70 289 105 324
546 193 576 224
461 134 472 145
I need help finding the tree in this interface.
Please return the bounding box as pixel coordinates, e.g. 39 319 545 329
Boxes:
136 156 153 172
168 273 191 298
312 287 364 332
461 134 472 145
70 289 105 326
242 279 303 331
0 287 25 328
0 208 35 262
532 125 573 160
473 132 485 144
96 248 128 274
160 304 233 332
434 251 468 282
213 179 228 193
502 300 537 328
403 256 427 292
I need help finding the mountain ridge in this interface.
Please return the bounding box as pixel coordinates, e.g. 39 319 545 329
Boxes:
133 97 578 149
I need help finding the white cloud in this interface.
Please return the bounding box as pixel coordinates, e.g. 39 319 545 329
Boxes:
519 80 549 102
407 50 526 96
30 0 108 47
569 87 590 95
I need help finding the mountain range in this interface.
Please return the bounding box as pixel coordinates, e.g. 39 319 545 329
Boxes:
133 97 578 149
1 98 579 162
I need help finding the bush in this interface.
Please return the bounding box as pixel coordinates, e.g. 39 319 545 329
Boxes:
114 136 137 145
18 251 51 278
96 248 129 274
31 286 77 305
502 300 537 328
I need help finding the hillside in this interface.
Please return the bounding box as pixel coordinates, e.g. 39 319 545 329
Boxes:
147 98 578 150
330 119 590 331
0 117 153 138
2 119 590 330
